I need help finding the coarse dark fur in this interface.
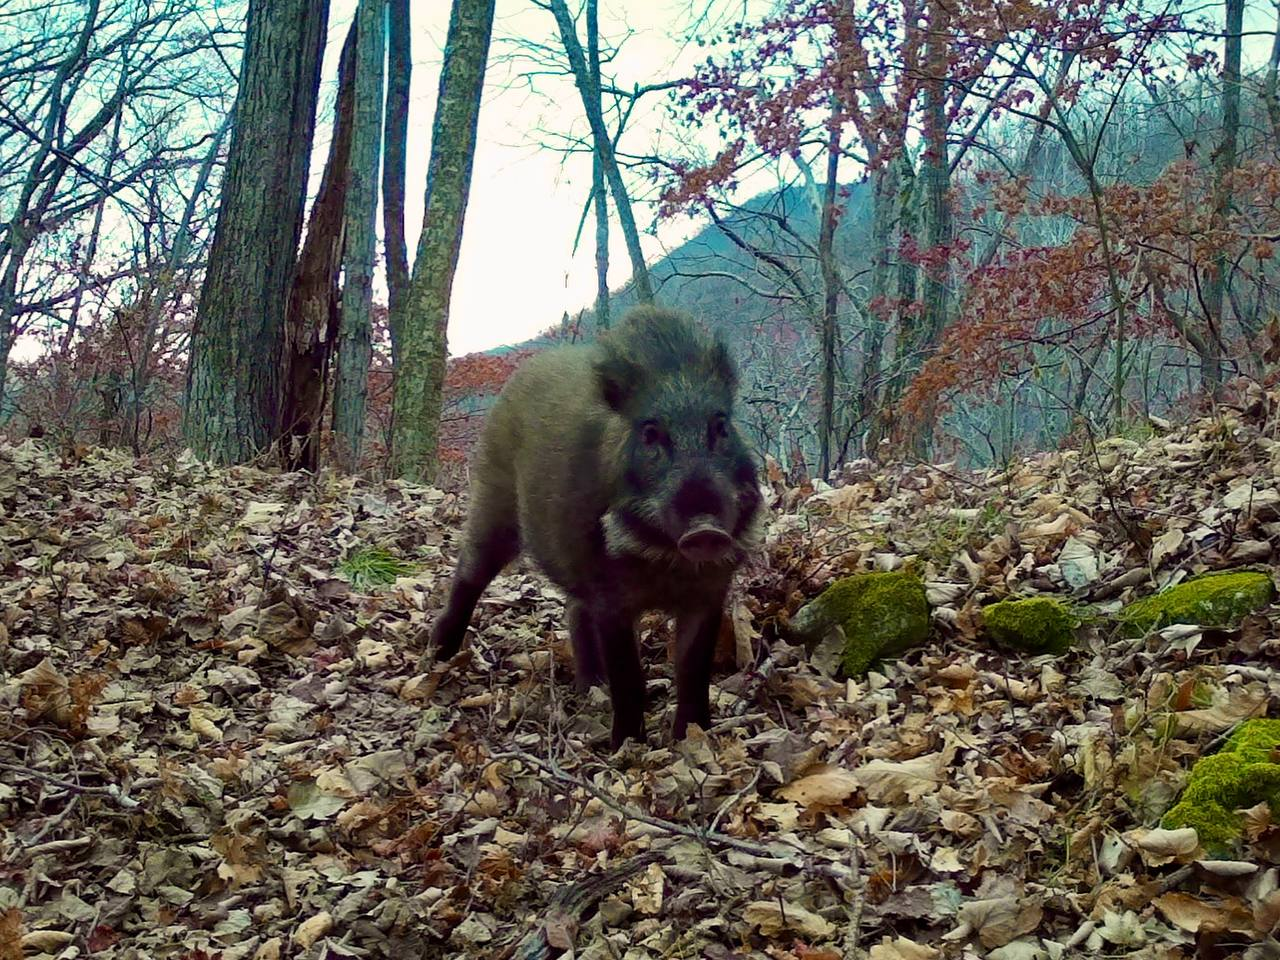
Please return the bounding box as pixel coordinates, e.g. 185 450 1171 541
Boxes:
427 305 763 749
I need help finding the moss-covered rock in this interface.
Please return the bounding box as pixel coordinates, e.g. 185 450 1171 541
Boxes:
982 596 1081 654
1119 570 1274 637
789 570 930 676
1161 718 1280 853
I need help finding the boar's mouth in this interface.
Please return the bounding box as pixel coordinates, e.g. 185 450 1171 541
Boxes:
677 516 735 563
602 507 749 566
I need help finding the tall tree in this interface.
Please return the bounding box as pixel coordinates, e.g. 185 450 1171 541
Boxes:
1200 0 1244 397
586 0 611 330
383 0 412 352
390 0 496 482
332 0 387 472
183 0 329 463
904 0 953 455
547 0 654 303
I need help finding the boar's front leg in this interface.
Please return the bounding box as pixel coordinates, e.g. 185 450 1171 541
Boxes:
672 599 725 740
425 523 519 668
568 601 606 690
596 607 646 749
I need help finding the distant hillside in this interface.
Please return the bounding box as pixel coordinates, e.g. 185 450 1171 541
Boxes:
500 179 876 353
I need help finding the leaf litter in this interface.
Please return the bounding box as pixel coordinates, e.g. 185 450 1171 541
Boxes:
2 384 1280 958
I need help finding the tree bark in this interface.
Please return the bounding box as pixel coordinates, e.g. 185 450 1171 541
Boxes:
909 0 953 457
587 0 610 330
1200 0 1243 397
548 0 653 303
1264 5 1280 144
280 24 357 472
816 110 841 478
332 0 386 472
390 0 495 482
383 0 412 349
183 0 329 464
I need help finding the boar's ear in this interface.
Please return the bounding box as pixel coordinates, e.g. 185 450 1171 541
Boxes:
596 354 642 412
708 339 738 390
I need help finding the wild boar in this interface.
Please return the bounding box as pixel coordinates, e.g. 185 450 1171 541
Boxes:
427 305 763 749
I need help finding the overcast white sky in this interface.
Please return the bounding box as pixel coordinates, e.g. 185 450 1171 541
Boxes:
323 0 749 357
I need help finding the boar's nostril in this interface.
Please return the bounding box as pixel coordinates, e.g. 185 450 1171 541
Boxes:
677 519 734 563
672 473 723 520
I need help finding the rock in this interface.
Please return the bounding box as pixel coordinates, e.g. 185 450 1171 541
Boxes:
789 570 929 676
982 597 1081 654
1118 570 1274 637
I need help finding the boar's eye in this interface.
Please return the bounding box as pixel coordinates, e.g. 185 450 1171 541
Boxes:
640 421 666 448
709 414 729 447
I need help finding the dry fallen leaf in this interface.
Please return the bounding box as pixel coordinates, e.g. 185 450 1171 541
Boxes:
777 765 861 808
743 900 835 940
869 937 942 960
20 930 75 951
852 752 948 803
1153 892 1255 935
956 895 1043 948
293 911 333 949
631 862 666 916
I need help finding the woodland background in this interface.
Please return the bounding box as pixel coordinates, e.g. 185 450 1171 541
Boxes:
0 0 1278 480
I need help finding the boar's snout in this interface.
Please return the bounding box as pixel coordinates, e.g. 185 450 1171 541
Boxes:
677 516 735 563
670 471 737 563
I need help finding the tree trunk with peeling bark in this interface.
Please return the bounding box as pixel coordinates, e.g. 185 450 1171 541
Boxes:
281 24 357 473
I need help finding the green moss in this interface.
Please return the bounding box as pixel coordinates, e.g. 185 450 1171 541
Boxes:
1161 718 1280 853
1119 571 1273 637
982 596 1081 654
790 571 930 677
338 546 415 589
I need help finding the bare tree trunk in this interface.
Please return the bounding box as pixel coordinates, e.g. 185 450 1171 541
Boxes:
587 0 610 330
383 0 411 349
910 0 953 457
878 151 919 440
126 113 234 453
1264 5 1280 144
816 111 841 478
280 24 357 472
332 0 386 472
183 0 329 463
1200 0 1243 397
548 0 653 303
856 156 897 456
390 0 495 482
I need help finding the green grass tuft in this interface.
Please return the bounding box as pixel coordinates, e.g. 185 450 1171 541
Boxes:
338 546 415 590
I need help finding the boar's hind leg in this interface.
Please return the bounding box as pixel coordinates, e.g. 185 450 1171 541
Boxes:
671 602 724 741
568 601 606 690
597 609 645 749
429 521 519 663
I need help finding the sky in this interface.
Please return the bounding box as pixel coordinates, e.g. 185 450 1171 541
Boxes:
322 0 756 357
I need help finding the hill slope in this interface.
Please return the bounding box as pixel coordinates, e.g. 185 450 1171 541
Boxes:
2 383 1280 957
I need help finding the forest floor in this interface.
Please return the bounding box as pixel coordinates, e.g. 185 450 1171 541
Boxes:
3 386 1280 960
